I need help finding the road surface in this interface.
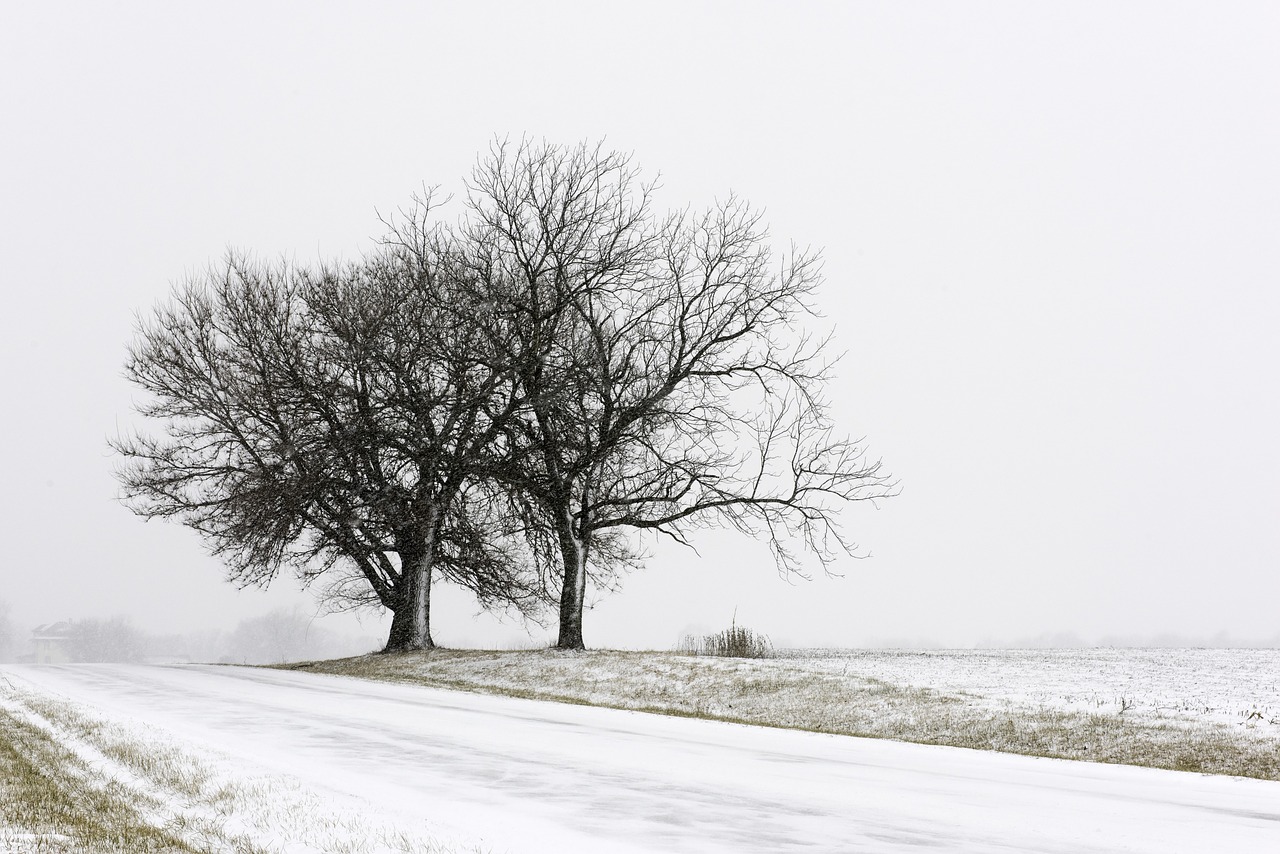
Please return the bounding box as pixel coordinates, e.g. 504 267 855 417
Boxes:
6 664 1278 852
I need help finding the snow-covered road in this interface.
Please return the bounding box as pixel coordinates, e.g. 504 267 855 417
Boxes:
8 664 1278 853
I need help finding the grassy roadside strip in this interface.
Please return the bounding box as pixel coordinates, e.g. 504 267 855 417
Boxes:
284 649 1280 781
0 697 201 853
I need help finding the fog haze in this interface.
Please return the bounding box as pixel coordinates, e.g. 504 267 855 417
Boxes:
1 2 1277 653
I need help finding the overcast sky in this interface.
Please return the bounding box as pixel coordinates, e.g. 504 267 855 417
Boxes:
2 2 1277 650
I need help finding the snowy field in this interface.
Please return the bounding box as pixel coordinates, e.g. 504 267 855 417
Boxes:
2 663 1279 853
774 648 1280 733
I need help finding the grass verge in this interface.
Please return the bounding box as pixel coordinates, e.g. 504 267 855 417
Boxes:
0 703 200 853
283 649 1280 781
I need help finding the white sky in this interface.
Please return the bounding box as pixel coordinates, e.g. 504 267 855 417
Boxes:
2 2 1277 649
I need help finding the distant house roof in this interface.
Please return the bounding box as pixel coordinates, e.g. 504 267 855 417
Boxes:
32 621 76 640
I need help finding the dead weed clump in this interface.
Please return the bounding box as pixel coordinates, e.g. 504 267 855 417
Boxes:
678 621 774 659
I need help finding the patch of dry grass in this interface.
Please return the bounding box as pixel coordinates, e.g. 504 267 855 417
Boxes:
677 623 774 658
287 649 1280 781
0 703 202 853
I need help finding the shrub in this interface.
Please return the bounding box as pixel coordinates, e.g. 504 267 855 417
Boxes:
678 619 773 658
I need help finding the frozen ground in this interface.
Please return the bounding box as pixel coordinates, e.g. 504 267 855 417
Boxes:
775 648 1280 732
301 647 1280 779
3 663 1279 853
0 669 473 853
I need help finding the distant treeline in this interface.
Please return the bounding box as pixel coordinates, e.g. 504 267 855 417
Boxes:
4 607 378 665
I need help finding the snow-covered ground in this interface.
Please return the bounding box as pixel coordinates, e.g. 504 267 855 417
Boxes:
299 647 1280 779
775 648 1280 732
0 670 472 853
4 663 1278 853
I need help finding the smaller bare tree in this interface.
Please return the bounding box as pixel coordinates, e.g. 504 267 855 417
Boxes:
461 138 896 649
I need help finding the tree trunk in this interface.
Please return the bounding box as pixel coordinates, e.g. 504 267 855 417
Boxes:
382 510 439 653
384 602 419 653
554 507 588 650
383 561 434 652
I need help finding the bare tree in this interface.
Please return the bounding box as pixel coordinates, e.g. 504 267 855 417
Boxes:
69 617 146 663
0 601 14 662
461 139 896 649
114 242 539 652
220 607 365 665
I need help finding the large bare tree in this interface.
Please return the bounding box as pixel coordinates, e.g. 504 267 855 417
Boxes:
114 244 538 651
461 139 895 649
